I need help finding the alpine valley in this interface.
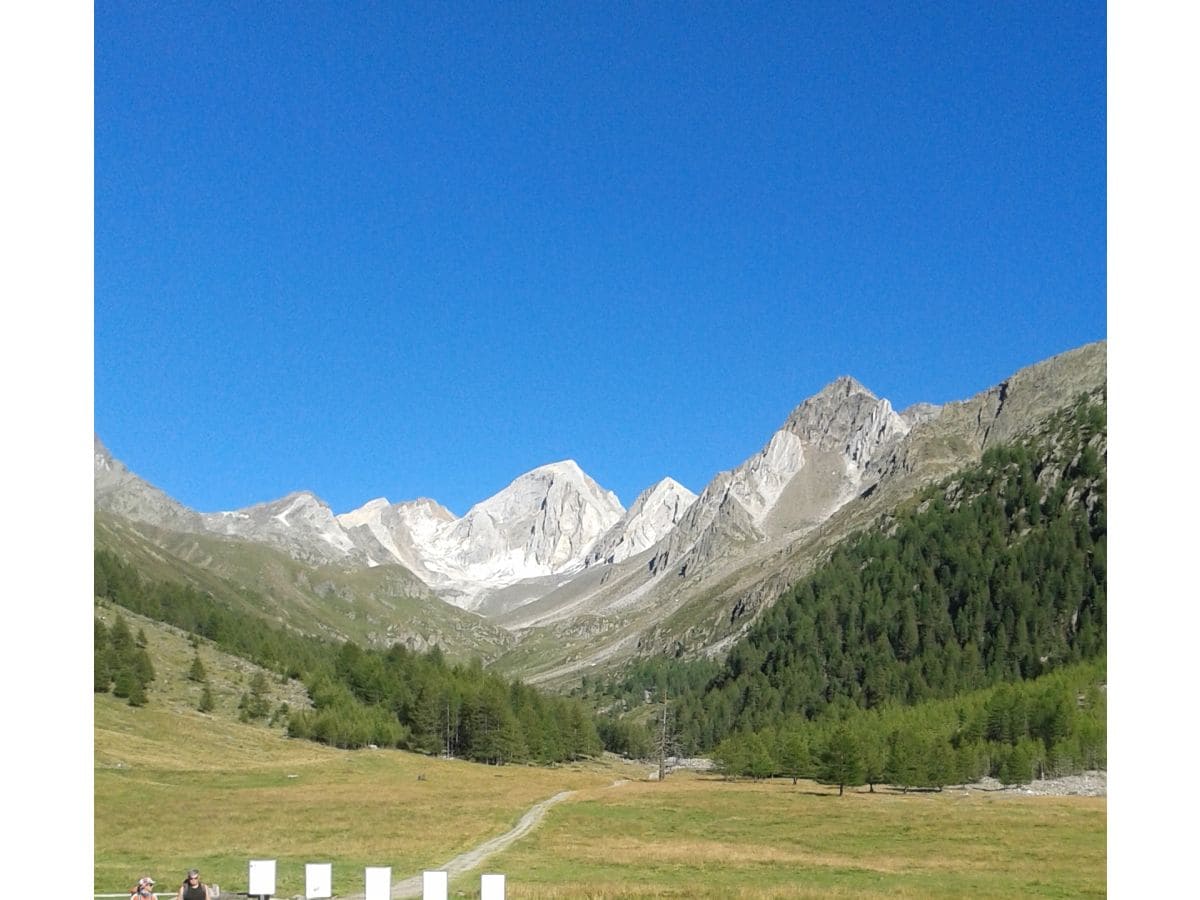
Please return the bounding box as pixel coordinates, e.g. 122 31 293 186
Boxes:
95 340 1106 689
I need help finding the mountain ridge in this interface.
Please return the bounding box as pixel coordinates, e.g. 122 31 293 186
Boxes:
95 340 1106 685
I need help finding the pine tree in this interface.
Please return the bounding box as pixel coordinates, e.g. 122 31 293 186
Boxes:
999 739 1036 785
744 732 776 780
94 653 113 693
109 614 134 649
714 733 750 780
127 678 147 707
239 671 273 720
94 619 113 693
818 726 866 796
857 725 888 793
132 647 156 688
776 729 811 784
112 668 135 699
188 654 208 683
886 727 924 792
198 684 215 713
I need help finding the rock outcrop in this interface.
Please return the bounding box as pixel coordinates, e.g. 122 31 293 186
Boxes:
94 436 205 533
585 478 697 567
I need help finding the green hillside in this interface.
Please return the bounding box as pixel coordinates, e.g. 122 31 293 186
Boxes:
584 393 1106 783
95 549 607 765
96 511 513 661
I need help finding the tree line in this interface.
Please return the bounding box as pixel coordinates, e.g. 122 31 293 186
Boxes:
711 659 1105 791
287 641 602 762
93 550 601 763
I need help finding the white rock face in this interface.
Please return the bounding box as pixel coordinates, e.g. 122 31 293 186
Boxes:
203 491 358 564
336 497 455 571
394 498 457 545
725 429 807 525
585 477 698 567
641 376 911 582
783 376 909 466
98 453 626 606
414 460 624 607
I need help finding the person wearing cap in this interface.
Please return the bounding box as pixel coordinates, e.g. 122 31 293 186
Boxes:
131 876 156 898
177 869 212 900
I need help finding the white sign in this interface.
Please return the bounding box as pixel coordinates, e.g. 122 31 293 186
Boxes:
480 872 506 900
422 870 448 900
364 866 391 900
248 860 276 897
305 863 332 899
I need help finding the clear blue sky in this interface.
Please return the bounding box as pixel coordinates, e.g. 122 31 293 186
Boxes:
94 1 1106 516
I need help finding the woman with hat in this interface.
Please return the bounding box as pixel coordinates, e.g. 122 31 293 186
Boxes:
131 876 156 898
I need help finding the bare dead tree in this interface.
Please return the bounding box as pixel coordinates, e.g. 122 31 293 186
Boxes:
655 690 681 781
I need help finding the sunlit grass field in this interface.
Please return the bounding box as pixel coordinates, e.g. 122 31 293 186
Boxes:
95 695 640 896
96 693 1104 899
483 775 1105 898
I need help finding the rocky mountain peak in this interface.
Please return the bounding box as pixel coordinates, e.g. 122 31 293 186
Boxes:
783 376 908 467
94 435 204 532
584 477 698 567
94 434 114 467
417 460 625 605
203 490 358 564
347 497 391 516
632 375 911 592
816 375 875 400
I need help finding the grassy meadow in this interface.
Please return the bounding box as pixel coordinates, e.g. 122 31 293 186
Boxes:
483 775 1105 898
96 607 1104 898
95 694 641 896
96 694 1104 899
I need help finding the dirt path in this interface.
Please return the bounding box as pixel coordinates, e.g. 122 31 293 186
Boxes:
322 789 575 899
387 789 573 898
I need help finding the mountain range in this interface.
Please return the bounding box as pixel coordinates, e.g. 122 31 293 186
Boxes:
95 340 1106 686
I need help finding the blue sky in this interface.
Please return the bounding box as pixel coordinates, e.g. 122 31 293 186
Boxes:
94 2 1106 516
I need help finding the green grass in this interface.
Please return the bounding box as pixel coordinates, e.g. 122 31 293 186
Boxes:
470 775 1105 898
97 605 1105 899
95 693 643 896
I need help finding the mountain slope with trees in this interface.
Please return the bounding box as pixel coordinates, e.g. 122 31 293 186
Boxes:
95 550 601 763
583 391 1105 784
95 510 514 661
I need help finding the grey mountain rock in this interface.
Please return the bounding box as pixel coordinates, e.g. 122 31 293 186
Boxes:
94 340 1106 685
202 491 363 567
641 375 910 588
584 478 698 568
94 436 205 533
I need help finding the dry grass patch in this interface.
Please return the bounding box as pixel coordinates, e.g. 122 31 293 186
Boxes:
477 772 1105 899
95 694 641 895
